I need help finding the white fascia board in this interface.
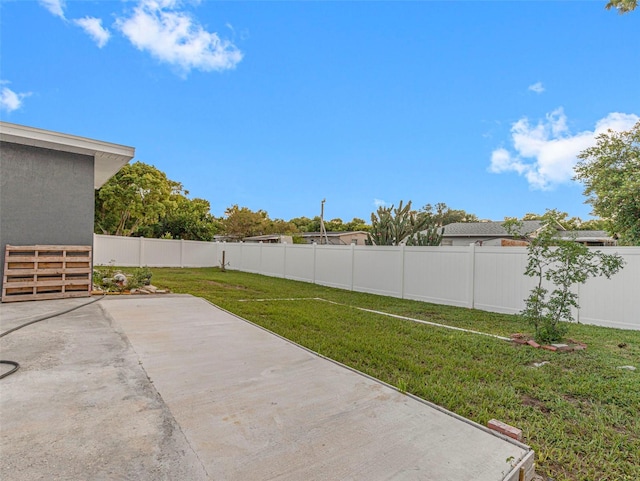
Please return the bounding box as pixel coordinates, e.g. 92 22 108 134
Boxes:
0 121 135 188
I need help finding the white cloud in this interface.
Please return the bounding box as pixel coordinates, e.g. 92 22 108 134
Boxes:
490 148 525 175
39 0 66 19
489 109 639 189
528 82 545 94
593 111 640 133
0 84 32 112
115 0 243 74
373 199 388 208
74 17 111 48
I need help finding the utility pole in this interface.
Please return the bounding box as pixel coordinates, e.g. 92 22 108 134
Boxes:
319 199 329 245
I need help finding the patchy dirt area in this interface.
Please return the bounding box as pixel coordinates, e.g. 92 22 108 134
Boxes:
510 333 587 352
203 280 249 290
521 394 551 414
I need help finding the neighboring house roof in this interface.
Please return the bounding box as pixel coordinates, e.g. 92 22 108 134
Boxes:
0 121 135 188
243 234 293 243
557 230 616 243
244 234 283 241
441 221 543 238
557 230 610 238
300 231 368 238
213 235 238 242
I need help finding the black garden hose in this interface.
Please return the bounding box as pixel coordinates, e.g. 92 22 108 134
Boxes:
0 295 105 379
0 360 19 379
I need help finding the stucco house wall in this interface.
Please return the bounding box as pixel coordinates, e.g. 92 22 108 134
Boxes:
0 142 95 266
0 122 134 294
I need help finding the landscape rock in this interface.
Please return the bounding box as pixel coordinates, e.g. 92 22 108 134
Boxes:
617 365 637 371
532 361 550 368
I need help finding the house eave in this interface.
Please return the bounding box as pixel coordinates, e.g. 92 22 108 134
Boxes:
0 121 135 189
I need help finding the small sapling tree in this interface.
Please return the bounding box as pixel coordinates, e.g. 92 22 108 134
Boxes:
516 213 625 343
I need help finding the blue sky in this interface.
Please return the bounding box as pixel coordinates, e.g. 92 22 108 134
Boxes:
2 1 639 223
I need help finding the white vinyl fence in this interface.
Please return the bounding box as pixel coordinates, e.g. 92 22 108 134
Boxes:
94 234 640 331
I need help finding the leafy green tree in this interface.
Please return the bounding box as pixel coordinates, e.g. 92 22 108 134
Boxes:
579 219 608 231
289 216 369 232
606 0 637 13
221 205 269 239
292 235 307 244
95 162 182 237
420 203 478 226
516 211 608 231
325 218 345 231
305 216 321 232
289 216 309 231
289 216 320 232
519 211 625 343
521 210 584 231
368 200 440 246
345 218 370 232
265 219 299 235
574 121 640 245
220 206 299 239
142 196 221 241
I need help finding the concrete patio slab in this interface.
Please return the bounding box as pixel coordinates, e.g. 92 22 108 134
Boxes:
102 295 534 481
0 296 207 481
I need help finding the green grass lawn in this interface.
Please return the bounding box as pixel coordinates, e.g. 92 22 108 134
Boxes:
152 267 640 481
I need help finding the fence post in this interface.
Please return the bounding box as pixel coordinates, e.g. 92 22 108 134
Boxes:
139 236 144 267
576 282 581 324
180 239 185 268
312 242 317 285
350 243 355 291
468 242 476 309
283 242 287 279
400 244 406 299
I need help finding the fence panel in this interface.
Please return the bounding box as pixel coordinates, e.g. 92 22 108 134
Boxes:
284 245 315 282
352 246 403 297
403 246 470 307
181 240 219 267
473 247 536 314
142 238 182 267
578 247 640 330
94 235 141 266
228 243 257 273
315 246 353 290
261 244 286 278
